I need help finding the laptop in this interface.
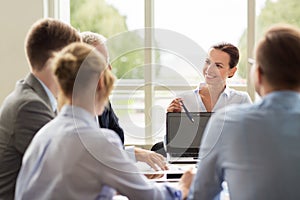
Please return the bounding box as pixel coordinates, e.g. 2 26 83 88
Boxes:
166 112 213 164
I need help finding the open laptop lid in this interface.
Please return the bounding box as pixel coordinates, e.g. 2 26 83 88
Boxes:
166 112 213 158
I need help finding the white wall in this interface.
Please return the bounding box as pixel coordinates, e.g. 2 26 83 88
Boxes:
0 1 43 104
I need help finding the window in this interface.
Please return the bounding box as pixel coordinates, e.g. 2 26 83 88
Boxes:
155 1 249 85
70 0 250 145
69 0 300 145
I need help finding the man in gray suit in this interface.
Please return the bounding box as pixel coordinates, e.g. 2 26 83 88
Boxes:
0 18 81 199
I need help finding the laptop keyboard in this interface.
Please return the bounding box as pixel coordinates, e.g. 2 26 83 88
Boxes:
171 153 198 158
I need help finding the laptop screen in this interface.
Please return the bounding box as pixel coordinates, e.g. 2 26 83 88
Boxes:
166 112 212 156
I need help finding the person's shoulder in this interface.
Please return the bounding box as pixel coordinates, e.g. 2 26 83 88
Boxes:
16 97 52 117
97 128 123 147
0 80 46 115
227 87 252 103
98 128 120 139
227 87 248 96
17 76 45 100
84 128 124 151
98 128 116 136
28 120 53 144
214 102 257 124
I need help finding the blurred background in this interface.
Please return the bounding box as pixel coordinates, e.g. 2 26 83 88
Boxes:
1 0 299 146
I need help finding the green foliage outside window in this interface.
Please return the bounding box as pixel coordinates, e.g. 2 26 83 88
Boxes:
238 0 300 79
71 0 300 81
70 0 145 79
71 0 127 36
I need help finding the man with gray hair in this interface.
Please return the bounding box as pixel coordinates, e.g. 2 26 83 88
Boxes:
81 31 168 171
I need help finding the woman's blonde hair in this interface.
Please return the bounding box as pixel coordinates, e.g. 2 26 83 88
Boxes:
53 42 115 101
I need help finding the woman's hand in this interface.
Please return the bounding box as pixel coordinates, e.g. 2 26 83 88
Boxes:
167 98 182 112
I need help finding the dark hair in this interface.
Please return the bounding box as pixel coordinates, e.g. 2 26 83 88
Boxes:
212 43 239 69
256 24 300 89
25 18 81 71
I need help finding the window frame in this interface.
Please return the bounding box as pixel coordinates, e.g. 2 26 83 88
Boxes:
51 0 256 145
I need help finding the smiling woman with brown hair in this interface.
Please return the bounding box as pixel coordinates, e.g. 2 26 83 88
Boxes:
152 43 252 157
167 43 252 113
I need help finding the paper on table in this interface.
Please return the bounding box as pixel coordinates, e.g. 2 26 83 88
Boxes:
135 161 185 174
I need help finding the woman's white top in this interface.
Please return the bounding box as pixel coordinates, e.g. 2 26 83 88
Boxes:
179 83 252 112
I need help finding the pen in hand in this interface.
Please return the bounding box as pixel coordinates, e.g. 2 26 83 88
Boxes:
179 100 194 123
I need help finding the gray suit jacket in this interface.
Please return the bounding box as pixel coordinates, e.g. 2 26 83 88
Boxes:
0 73 55 200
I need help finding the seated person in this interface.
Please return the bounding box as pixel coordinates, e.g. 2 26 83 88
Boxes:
167 42 251 113
15 42 193 200
154 43 252 156
0 18 81 200
81 31 167 171
188 24 300 199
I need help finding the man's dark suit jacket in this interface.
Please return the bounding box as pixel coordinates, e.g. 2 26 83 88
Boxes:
98 102 124 144
0 73 55 200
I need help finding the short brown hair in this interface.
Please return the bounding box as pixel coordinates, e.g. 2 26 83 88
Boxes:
25 18 81 71
212 43 239 69
53 42 115 100
256 24 300 89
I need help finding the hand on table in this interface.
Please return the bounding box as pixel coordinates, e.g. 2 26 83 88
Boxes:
134 147 168 171
144 173 164 179
178 168 195 199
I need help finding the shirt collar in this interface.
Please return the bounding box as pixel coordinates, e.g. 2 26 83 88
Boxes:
223 85 231 97
59 105 99 129
36 77 57 112
195 82 231 97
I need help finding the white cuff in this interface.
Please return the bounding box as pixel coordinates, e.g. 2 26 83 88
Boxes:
125 146 136 162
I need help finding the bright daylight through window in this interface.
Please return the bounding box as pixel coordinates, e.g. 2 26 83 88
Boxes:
70 0 300 145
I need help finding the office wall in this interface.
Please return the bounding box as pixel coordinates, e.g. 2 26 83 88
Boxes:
0 1 43 104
